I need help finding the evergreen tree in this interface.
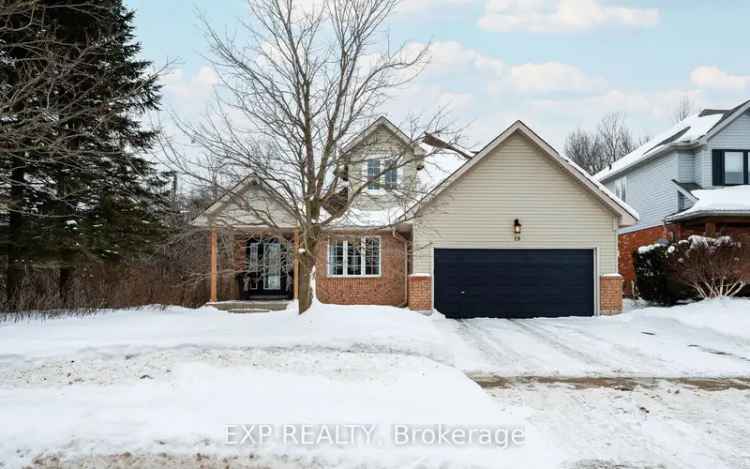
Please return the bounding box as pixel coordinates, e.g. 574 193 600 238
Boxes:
2 1 169 307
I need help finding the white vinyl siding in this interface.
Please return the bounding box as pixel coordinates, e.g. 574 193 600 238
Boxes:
703 110 750 188
677 151 695 182
413 132 620 276
604 152 679 234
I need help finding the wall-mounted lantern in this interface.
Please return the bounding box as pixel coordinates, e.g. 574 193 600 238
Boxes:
513 219 522 241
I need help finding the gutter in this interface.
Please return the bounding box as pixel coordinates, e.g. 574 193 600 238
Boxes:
666 209 750 223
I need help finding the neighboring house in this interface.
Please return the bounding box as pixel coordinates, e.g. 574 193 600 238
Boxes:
596 99 750 295
194 119 637 318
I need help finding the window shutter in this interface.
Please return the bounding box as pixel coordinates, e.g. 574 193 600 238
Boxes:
712 150 724 186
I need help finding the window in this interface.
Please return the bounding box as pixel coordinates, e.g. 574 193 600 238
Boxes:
384 160 398 190
328 237 381 277
614 177 627 202
367 159 381 191
678 192 690 211
713 150 750 186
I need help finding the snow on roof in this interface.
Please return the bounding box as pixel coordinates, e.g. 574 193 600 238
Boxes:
668 185 750 222
596 111 726 182
417 149 470 194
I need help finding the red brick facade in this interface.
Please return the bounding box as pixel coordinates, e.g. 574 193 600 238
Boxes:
408 275 432 311
600 275 624 315
316 231 407 306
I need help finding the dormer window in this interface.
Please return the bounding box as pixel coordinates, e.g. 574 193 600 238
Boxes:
366 159 381 191
366 158 398 191
713 150 749 186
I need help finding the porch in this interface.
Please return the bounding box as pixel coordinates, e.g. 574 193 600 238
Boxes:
208 229 300 304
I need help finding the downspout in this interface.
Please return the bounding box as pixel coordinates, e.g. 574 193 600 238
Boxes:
392 229 409 307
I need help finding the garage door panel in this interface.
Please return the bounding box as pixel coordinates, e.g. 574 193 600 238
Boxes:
434 248 594 319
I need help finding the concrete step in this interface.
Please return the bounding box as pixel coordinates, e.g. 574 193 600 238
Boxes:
208 301 290 312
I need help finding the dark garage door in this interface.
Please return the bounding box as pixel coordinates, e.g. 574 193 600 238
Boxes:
434 249 595 319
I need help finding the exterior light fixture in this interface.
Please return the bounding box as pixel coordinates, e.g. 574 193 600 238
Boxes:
513 219 522 241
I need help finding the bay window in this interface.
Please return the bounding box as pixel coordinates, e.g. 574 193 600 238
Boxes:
328 237 381 277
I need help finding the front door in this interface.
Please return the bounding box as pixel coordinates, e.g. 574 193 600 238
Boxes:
241 238 291 299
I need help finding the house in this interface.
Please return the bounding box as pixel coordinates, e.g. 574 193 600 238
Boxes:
596 99 750 295
194 119 637 318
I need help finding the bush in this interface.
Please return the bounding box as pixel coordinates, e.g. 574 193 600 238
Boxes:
633 243 692 305
668 235 749 299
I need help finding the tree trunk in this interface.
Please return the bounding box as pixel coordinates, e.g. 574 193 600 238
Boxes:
59 266 74 306
6 164 26 311
297 234 319 314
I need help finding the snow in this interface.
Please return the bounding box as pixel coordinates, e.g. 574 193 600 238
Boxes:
673 185 750 218
0 302 451 363
436 298 750 377
628 297 750 340
2 298 750 467
417 150 469 193
637 243 661 254
596 111 726 181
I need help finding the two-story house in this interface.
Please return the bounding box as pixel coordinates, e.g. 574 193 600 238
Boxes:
195 117 637 317
596 99 750 295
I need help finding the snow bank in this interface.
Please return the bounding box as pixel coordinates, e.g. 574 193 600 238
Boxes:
0 357 556 469
0 302 451 363
629 297 750 340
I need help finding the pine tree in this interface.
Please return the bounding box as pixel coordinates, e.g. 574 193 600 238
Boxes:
2 1 169 307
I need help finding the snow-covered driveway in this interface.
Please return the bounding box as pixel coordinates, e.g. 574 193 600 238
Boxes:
438 299 750 377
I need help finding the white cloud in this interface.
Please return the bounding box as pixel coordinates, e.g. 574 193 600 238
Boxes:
162 66 219 100
690 66 750 91
479 0 660 33
510 62 606 93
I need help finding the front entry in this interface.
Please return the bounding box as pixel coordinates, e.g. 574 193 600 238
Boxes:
240 238 293 300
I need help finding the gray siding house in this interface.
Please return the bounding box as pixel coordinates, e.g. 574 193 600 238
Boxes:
595 99 750 293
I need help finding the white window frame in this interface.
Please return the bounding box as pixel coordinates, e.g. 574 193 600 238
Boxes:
614 176 627 202
363 155 401 193
327 236 382 278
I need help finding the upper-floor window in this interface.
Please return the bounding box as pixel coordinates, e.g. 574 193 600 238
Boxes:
713 150 749 186
614 176 627 202
366 158 398 191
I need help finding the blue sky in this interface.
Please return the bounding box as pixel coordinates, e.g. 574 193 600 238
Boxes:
125 0 750 150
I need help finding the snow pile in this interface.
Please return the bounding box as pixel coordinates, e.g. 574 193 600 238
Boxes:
630 297 750 340
596 111 725 181
677 185 750 217
0 302 452 363
0 355 557 468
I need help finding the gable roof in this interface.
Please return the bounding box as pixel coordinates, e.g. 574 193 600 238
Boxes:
596 98 750 182
410 121 639 227
340 116 426 156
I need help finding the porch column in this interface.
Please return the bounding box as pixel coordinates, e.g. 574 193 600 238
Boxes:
293 229 300 300
210 228 218 303
705 222 717 236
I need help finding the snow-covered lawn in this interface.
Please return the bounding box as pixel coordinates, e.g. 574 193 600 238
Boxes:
440 298 750 377
1 298 750 468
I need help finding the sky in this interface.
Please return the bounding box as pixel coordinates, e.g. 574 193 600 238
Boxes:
125 0 750 152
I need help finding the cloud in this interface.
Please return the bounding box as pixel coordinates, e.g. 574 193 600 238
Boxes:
510 62 606 93
690 66 750 91
479 0 660 32
162 66 219 100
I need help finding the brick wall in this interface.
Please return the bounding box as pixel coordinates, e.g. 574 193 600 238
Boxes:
618 224 678 297
600 275 624 315
316 231 407 306
408 275 432 311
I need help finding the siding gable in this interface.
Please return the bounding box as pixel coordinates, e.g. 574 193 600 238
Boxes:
413 131 619 275
703 111 750 188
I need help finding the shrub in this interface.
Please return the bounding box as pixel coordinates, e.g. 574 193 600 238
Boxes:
667 235 750 299
633 243 692 305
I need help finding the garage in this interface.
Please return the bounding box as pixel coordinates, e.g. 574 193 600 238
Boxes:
434 248 595 319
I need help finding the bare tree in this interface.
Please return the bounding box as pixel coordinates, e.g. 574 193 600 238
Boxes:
160 0 459 313
669 235 750 298
564 113 643 175
673 95 696 123
564 128 605 174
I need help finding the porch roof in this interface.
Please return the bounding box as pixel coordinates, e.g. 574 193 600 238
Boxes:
666 185 750 223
